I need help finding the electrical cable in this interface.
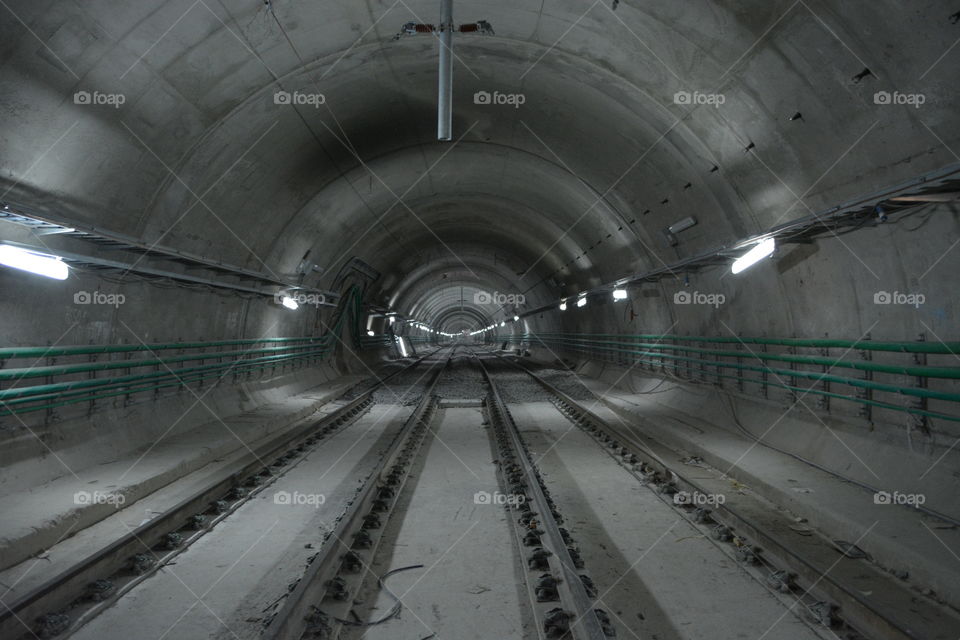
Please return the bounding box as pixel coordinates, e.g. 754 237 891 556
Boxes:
324 564 425 627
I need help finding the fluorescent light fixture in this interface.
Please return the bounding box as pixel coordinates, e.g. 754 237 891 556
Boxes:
668 216 697 234
280 295 298 310
612 288 627 300
0 245 68 280
732 238 775 274
367 330 375 337
576 296 587 308
559 301 567 311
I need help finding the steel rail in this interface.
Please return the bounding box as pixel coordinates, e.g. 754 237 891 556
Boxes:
0 352 437 640
262 346 457 640
504 355 960 640
477 354 611 640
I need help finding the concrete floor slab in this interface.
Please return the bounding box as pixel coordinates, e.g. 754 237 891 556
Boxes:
508 401 830 640
0 379 360 574
584 383 960 611
67 403 413 640
346 406 533 640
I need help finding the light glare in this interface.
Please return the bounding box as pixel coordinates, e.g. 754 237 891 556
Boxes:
732 238 776 274
0 245 69 280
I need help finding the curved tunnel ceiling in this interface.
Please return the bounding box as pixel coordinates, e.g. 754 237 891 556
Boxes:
2 0 957 332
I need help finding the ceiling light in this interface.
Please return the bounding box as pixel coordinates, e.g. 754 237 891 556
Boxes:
576 296 587 308
668 216 697 234
559 301 567 311
280 295 299 310
732 238 775 274
612 289 627 300
0 245 69 280
513 315 519 321
367 330 375 337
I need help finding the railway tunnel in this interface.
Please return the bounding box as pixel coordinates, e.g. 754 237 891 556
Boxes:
1 1 959 639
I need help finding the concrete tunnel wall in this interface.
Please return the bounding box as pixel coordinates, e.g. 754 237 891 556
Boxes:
1 2 959 518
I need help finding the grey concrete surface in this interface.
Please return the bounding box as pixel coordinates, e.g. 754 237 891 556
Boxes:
581 377 960 611
1 1 959 637
0 376 359 572
67 403 413 640
0 1 957 346
346 406 532 640
510 400 830 640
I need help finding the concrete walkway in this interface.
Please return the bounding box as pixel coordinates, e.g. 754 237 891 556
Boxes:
347 406 532 640
510 400 831 640
68 403 412 640
0 377 360 594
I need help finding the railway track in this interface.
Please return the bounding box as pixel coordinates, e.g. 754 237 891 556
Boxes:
278 348 615 640
261 348 455 640
478 356 614 640
492 351 960 640
0 350 441 640
277 350 829 640
11 347 956 640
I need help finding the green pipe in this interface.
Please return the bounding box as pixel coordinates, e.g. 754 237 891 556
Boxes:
0 354 326 416
0 350 330 407
0 347 335 401
507 333 960 355
1 299 355 383
603 350 960 423
0 284 368 417
533 341 960 423
0 341 336 382
0 336 323 360
508 335 960 379
511 336 960 403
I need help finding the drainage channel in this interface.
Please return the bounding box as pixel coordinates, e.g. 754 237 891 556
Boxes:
478 355 614 640
502 354 960 640
1 352 439 640
261 347 456 640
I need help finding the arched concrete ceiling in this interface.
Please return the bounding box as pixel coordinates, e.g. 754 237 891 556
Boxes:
2 0 957 334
